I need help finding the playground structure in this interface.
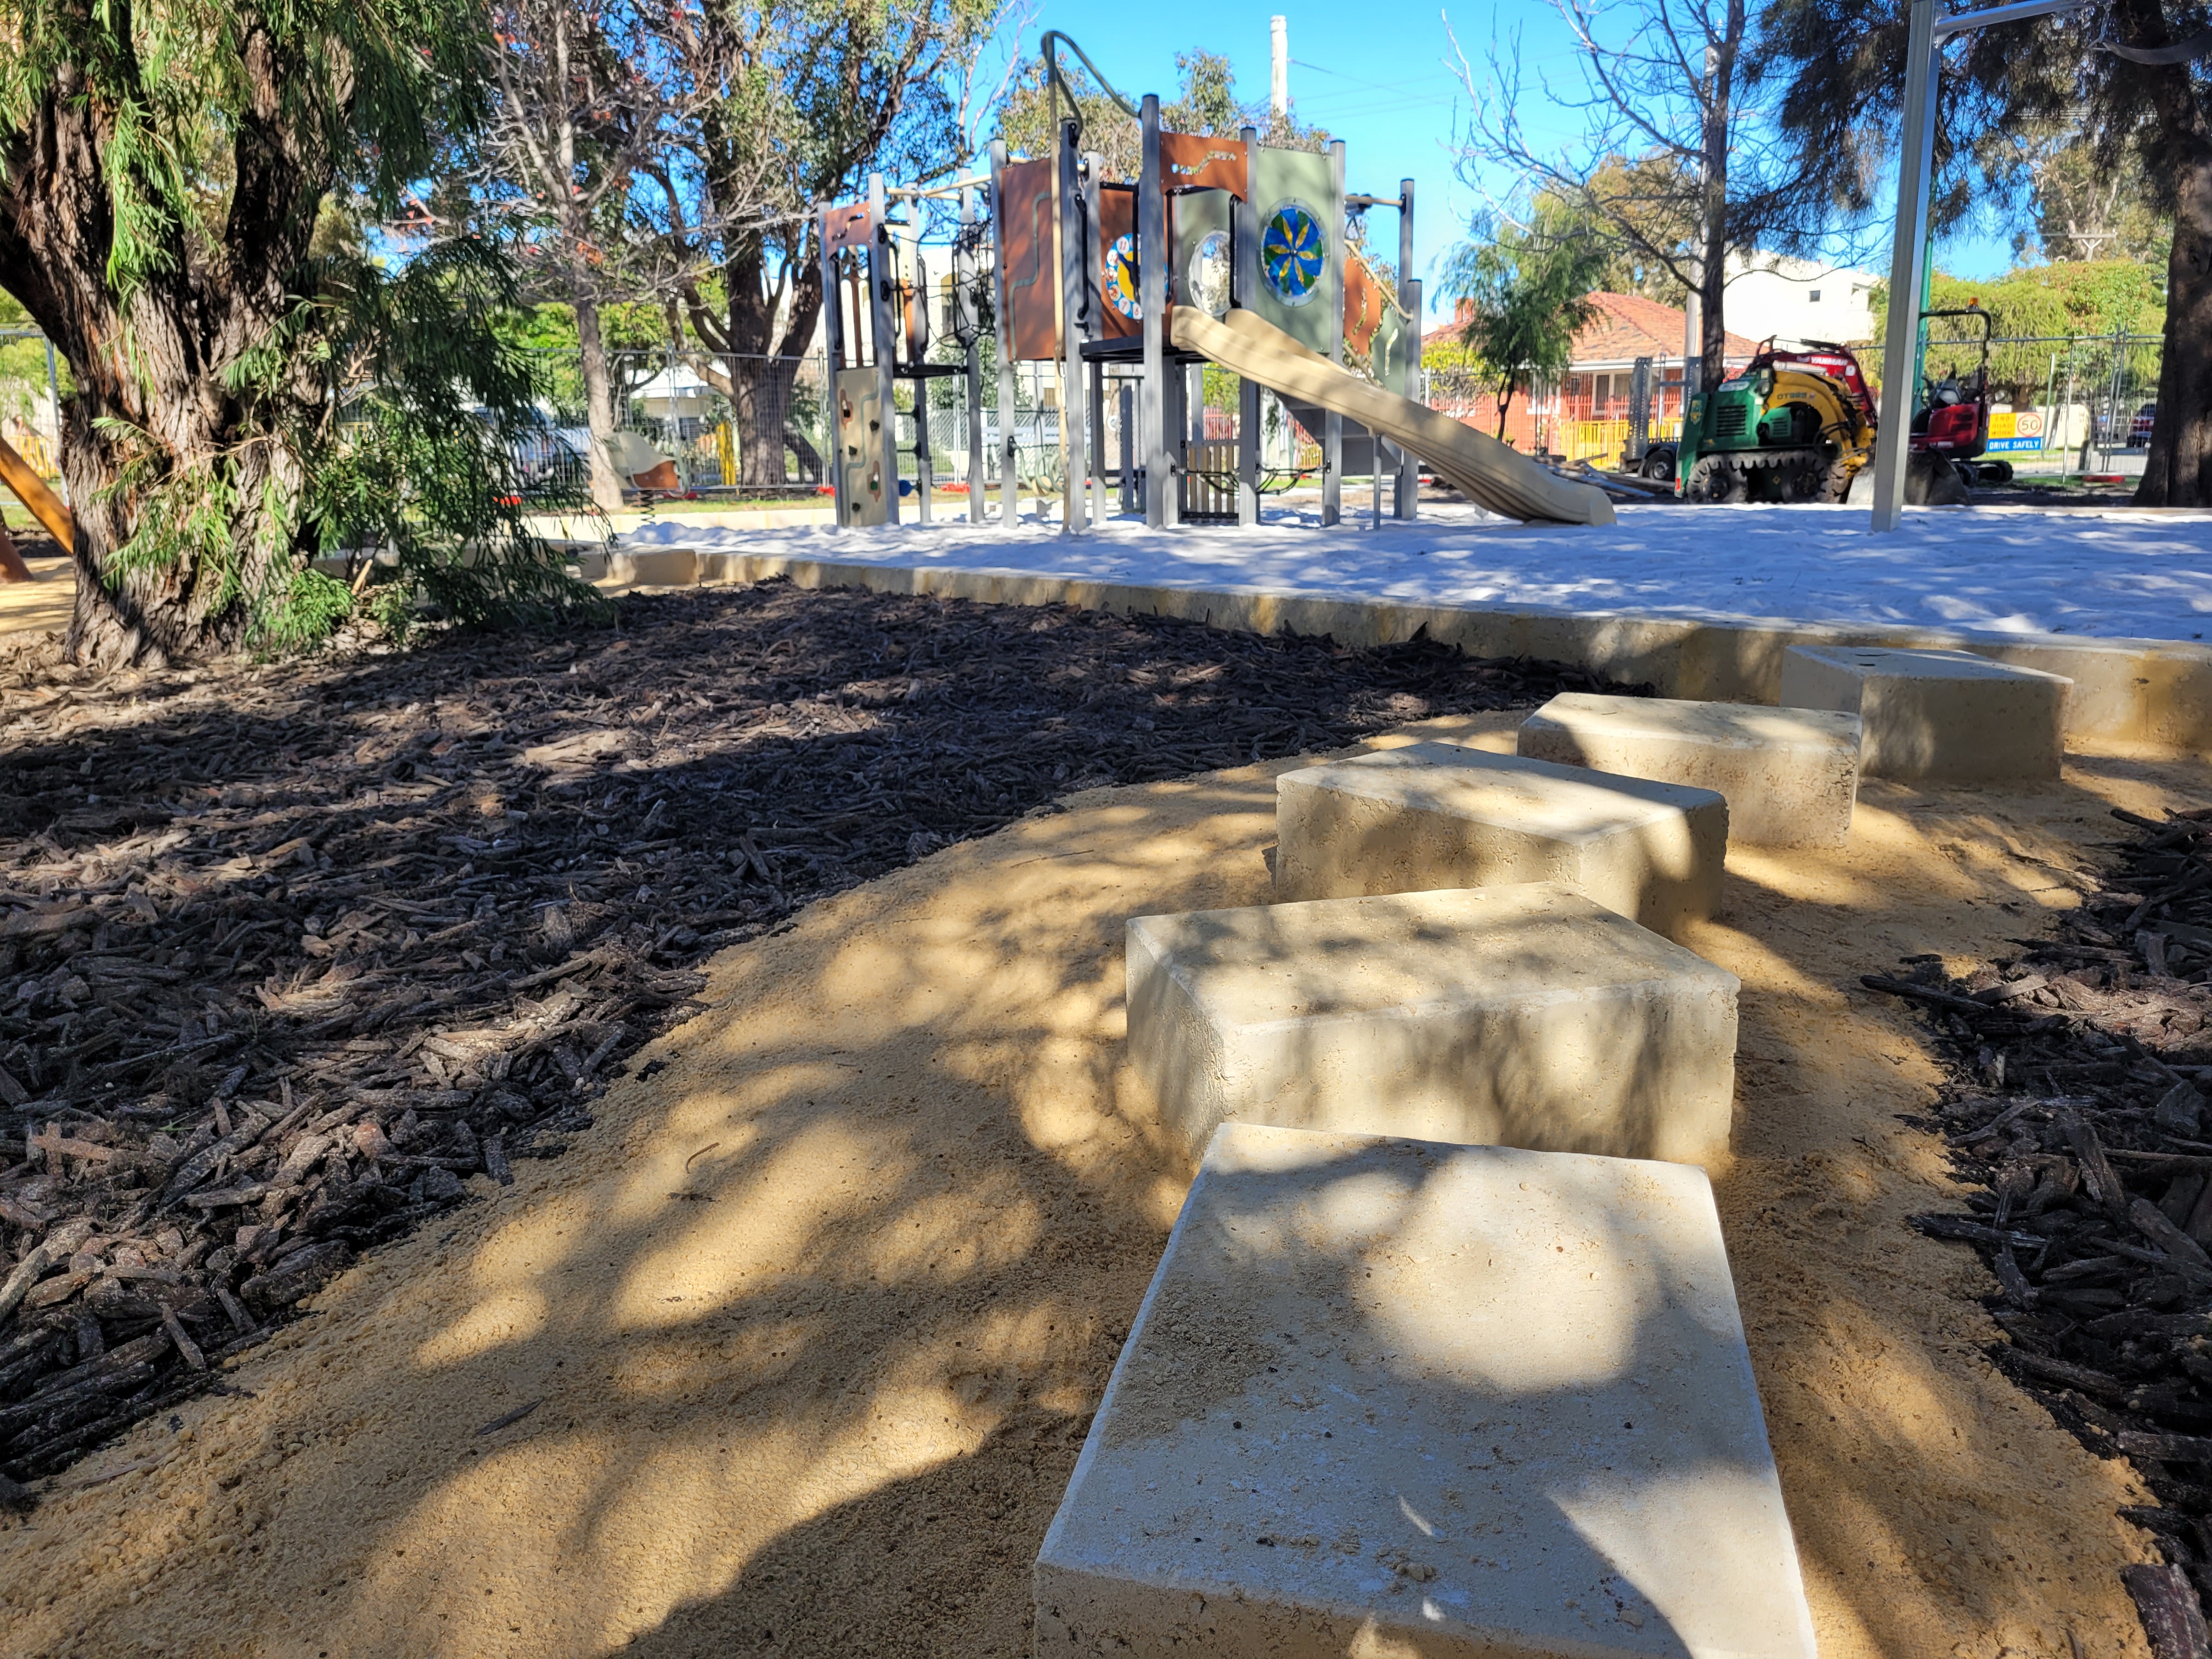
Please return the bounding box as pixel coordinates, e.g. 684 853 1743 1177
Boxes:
815 34 1615 534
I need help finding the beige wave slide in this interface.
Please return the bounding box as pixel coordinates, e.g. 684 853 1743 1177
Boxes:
1170 305 1616 527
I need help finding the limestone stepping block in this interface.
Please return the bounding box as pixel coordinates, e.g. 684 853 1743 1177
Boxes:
1274 742 1726 941
1034 1123 1816 1659
1126 881 1739 1166
1516 692 1863 848
1779 645 2072 781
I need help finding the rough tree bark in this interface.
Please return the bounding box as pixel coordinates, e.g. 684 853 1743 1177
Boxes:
0 47 322 667
1695 0 1746 393
682 230 825 489
574 298 628 510
2131 1 2212 507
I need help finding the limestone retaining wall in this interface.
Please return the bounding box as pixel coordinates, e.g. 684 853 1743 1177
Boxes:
557 541 2212 751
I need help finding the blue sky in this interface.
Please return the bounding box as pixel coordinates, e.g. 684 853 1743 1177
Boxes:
992 1 2018 320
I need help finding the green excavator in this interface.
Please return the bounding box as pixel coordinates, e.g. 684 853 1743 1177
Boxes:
1664 306 2000 505
1671 341 1878 503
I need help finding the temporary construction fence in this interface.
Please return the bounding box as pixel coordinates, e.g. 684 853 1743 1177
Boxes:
0 326 2175 510
1430 328 2163 482
1884 321 2163 482
536 349 1078 504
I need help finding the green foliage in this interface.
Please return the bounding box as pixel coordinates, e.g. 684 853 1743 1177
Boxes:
0 0 620 658
1553 158 1695 307
92 238 607 653
0 288 66 435
256 567 358 654
1441 209 1610 433
306 243 610 642
1921 262 2164 340
2016 128 2172 268
1868 260 2168 402
493 300 667 421
0 0 492 309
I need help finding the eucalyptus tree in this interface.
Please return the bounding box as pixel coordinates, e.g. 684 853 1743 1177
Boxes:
466 0 693 512
643 0 1018 488
0 0 590 664
1451 0 1852 394
1754 1 2208 505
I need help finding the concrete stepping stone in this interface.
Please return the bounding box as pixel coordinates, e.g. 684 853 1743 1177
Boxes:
1035 1122 1816 1659
1274 742 1726 940
1779 644 2070 781
1516 692 1863 848
1126 881 1738 1167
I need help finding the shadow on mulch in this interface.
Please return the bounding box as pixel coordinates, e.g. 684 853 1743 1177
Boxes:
1877 802 2212 1645
0 578 1644 1493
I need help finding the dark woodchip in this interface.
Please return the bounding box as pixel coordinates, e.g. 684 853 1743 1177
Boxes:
0 577 1639 1491
1876 802 2212 1635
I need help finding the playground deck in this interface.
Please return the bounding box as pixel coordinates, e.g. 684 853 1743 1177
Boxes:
628 501 2212 645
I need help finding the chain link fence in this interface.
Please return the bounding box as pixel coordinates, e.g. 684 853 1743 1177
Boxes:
0 325 2176 507
1897 324 2162 483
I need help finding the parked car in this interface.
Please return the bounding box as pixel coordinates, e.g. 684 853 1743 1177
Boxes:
2095 403 2157 449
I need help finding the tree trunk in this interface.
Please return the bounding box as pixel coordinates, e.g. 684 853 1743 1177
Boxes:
575 298 628 513
1 48 320 668
1496 381 1516 441
1696 0 1743 395
701 225 828 490
729 354 802 489
57 376 296 669
2138 145 2212 506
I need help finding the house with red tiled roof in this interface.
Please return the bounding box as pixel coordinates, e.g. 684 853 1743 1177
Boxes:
1423 292 1760 459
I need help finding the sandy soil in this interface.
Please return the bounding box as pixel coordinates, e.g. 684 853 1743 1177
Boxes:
1 714 2204 1658
0 550 72 641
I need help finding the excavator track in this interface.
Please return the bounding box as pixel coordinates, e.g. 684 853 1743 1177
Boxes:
1690 447 1854 505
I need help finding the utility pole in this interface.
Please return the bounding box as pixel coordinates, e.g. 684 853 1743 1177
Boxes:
1270 16 1288 123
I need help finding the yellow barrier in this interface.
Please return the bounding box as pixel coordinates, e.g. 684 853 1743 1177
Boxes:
0 433 72 552
1559 417 1683 466
7 432 58 478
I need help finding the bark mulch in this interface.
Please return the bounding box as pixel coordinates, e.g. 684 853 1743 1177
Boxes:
1872 804 2212 1654
0 578 1641 1505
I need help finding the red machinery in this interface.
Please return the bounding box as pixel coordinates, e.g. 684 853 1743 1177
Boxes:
1911 304 2010 487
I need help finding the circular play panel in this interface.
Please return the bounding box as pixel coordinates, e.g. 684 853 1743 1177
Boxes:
1261 200 1327 307
1104 234 1142 320
1185 229 1232 318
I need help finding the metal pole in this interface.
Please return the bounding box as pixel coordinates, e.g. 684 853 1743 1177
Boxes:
1056 122 1088 536
962 188 985 524
1396 177 1418 521
1235 125 1262 527
989 140 1019 531
904 225 933 526
1119 381 1136 513
2061 337 2078 484
1322 138 1346 527
2039 349 2057 477
817 205 846 529
867 171 899 526
1866 0 2091 528
1139 94 1171 528
1085 150 1107 529
662 339 680 490
38 337 65 506
1870 0 1939 532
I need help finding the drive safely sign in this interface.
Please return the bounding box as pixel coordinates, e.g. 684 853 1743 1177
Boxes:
1985 410 2046 454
